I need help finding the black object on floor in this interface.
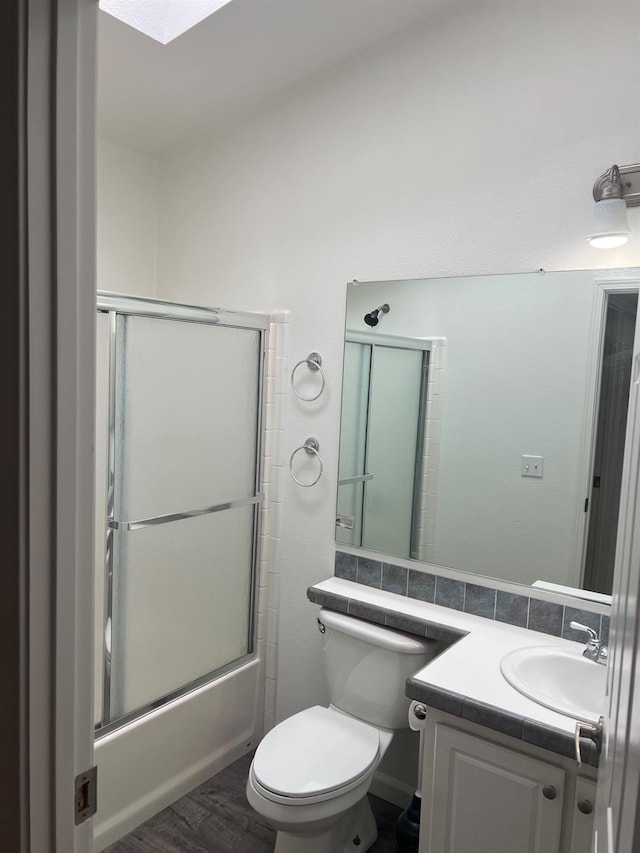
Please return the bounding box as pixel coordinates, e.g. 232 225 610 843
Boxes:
395 792 421 852
104 752 403 852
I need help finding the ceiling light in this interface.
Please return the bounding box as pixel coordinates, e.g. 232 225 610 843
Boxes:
99 0 235 45
589 163 640 249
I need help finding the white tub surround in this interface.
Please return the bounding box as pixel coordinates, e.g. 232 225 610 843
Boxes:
307 578 602 767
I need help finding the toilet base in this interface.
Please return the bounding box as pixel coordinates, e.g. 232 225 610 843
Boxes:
273 795 378 853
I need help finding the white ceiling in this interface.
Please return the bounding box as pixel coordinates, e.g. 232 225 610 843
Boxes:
98 0 454 157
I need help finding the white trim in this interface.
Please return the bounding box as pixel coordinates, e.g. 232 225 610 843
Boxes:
54 1 97 851
594 304 640 850
369 770 414 809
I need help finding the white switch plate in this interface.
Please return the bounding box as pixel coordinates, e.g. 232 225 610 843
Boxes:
521 455 544 478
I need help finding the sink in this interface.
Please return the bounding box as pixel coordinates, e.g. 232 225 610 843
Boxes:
500 645 606 722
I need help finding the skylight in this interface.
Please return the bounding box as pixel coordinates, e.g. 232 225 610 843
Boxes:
99 0 235 45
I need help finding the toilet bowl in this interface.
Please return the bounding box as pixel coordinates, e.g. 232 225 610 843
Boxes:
246 609 440 852
247 706 392 852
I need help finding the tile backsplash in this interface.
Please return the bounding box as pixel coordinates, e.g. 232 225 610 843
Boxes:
335 550 610 643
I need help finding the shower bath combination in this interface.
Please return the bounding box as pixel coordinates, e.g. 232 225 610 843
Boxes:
364 303 390 327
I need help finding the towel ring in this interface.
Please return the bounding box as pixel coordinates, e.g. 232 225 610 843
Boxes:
291 352 326 402
290 437 323 487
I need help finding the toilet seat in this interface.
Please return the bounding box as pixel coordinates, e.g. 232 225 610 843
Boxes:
252 706 381 803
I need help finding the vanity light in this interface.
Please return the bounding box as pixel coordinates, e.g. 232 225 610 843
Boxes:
589 163 640 248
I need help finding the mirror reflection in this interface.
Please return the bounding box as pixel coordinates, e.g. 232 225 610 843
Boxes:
337 268 640 598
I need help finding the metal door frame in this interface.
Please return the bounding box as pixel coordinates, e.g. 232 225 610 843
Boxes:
95 291 267 737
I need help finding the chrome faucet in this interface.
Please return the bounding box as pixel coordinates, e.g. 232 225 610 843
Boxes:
570 621 608 665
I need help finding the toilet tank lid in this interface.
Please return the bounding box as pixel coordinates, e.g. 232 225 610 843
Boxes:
318 608 435 654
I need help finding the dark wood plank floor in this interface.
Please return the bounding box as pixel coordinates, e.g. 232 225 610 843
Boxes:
104 752 402 853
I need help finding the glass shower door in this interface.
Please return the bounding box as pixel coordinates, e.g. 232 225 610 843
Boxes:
100 306 264 730
337 335 428 559
336 341 372 546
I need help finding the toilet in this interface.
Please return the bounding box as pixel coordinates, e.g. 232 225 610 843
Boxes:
246 608 439 852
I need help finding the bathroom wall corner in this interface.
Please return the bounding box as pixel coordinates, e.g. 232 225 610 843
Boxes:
258 312 291 727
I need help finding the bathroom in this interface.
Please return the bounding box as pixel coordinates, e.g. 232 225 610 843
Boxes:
7 0 640 851
94 0 639 850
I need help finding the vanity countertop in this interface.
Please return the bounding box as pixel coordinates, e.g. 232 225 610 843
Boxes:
307 577 601 767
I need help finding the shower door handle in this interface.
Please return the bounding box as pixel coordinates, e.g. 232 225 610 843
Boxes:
108 493 263 531
337 473 374 486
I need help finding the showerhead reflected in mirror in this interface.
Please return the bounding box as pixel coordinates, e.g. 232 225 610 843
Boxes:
363 303 390 327
337 268 640 600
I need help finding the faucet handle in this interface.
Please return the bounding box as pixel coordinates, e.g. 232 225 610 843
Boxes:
570 621 599 642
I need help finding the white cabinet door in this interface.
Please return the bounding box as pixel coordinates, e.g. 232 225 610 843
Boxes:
569 776 597 853
425 723 565 853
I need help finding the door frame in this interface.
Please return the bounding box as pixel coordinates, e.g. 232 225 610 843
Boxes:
3 0 98 850
54 2 98 849
573 271 640 588
593 304 640 852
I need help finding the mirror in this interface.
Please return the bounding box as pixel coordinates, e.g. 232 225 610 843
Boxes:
337 268 640 599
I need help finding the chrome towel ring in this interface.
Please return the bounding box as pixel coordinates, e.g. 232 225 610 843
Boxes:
290 352 326 401
290 437 323 487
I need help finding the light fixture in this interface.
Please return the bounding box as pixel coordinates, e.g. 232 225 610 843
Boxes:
99 0 235 45
589 163 640 248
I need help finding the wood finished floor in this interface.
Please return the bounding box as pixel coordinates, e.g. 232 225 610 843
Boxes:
104 752 402 853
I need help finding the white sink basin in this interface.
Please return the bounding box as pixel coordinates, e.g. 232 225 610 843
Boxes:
500 645 606 722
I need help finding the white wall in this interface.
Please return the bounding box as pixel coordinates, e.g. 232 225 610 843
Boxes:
154 0 640 731
346 271 596 587
97 139 159 296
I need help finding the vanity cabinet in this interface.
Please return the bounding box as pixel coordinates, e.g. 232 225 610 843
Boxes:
420 711 596 853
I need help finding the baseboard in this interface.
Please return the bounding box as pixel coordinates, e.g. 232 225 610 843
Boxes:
369 770 414 809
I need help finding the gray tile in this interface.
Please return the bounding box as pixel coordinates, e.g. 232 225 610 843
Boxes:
385 611 427 636
435 576 465 611
601 616 610 645
562 606 602 644
522 720 575 759
348 600 386 625
495 591 529 628
425 624 466 645
335 551 357 581
408 569 436 603
312 591 349 613
462 700 523 740
357 557 382 588
527 598 563 637
464 584 496 619
408 683 464 717
382 563 408 596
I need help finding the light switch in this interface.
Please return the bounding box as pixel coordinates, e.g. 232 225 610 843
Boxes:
521 455 544 478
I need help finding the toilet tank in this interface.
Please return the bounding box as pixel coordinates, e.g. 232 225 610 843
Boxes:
318 608 443 729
